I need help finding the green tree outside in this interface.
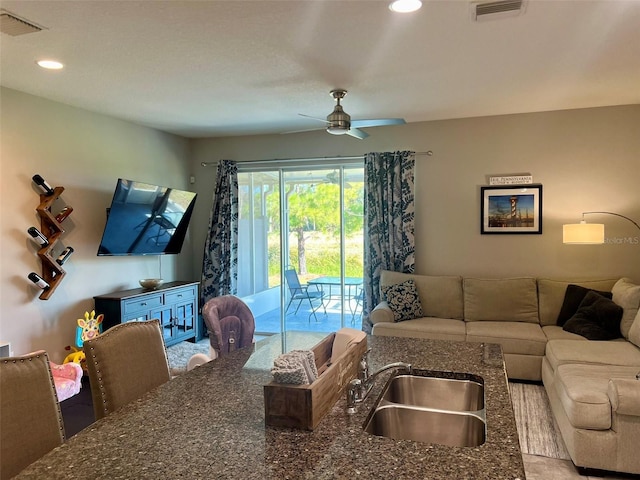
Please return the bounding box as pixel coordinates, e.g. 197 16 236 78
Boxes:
239 171 364 287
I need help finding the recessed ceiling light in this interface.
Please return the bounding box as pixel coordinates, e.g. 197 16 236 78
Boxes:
36 60 64 70
389 0 422 13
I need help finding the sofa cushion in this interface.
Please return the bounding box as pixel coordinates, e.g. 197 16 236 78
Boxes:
464 277 538 323
465 321 546 356
545 339 640 373
381 279 424 322
380 271 464 320
553 364 640 431
542 325 588 342
372 317 466 342
556 284 613 327
537 278 618 327
562 291 623 340
629 309 640 348
612 278 640 339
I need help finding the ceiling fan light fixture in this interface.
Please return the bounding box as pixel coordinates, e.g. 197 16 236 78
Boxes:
326 126 348 135
36 59 63 70
326 94 351 135
389 0 422 13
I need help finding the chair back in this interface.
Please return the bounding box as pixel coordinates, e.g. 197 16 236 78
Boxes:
0 351 65 480
84 319 170 420
203 295 255 356
284 268 303 291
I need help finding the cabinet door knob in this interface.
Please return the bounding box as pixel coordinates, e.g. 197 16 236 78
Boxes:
141 302 147 306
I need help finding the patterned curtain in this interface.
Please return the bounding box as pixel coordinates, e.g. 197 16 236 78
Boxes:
361 151 416 333
200 160 239 306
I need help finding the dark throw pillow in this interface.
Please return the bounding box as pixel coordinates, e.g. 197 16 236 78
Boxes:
562 290 623 340
381 279 424 322
556 284 613 326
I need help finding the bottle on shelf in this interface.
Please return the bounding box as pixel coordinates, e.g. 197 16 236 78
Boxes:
27 227 49 247
32 174 55 196
55 206 73 223
28 272 50 290
55 246 74 266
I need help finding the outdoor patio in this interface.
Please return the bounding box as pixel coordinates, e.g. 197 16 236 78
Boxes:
253 297 363 335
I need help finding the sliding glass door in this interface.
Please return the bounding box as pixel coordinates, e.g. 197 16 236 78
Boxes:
237 162 363 334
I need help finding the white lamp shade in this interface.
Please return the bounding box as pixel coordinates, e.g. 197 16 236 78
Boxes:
563 222 605 244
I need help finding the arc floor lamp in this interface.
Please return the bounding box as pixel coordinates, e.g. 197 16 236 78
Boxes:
563 211 640 244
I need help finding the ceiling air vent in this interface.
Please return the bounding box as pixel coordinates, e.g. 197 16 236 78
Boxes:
0 10 44 36
471 0 526 22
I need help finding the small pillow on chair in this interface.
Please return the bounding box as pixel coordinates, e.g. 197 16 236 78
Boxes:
381 279 424 322
563 290 623 340
557 284 613 326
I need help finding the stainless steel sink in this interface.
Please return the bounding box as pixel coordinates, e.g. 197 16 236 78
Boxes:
364 404 486 447
363 369 486 447
381 372 484 411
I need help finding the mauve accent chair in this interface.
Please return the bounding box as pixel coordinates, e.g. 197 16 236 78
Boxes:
202 295 255 357
1 351 65 480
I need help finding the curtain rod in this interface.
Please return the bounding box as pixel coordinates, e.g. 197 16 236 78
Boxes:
200 151 433 167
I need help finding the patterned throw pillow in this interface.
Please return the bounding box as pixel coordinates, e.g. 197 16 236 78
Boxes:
381 279 424 322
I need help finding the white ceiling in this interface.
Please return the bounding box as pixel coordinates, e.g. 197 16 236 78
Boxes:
1 0 639 139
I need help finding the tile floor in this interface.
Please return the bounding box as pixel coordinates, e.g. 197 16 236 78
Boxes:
521 454 636 480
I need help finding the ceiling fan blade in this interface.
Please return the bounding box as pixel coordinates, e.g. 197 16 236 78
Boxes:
281 127 325 135
350 118 406 128
347 128 369 140
298 113 330 124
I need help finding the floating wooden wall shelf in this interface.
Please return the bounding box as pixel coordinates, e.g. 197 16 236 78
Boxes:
35 186 68 300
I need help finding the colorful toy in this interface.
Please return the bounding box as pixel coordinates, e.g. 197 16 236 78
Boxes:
63 311 104 367
74 310 103 348
63 345 85 365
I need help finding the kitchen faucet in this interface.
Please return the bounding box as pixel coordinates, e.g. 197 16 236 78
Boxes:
346 348 411 414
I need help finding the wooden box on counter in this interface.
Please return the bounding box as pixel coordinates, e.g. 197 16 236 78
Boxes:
264 332 367 431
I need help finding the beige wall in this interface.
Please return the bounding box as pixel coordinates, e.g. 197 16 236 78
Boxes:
190 105 640 283
2 87 638 361
0 88 193 361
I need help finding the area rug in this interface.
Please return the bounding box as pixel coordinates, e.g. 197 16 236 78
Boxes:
166 339 210 375
510 382 570 460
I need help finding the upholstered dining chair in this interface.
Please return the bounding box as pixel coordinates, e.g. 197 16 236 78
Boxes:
0 350 65 480
83 319 171 420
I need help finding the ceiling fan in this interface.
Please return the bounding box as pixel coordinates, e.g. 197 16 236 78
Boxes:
296 89 406 139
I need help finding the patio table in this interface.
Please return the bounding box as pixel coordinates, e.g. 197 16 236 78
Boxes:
307 276 362 321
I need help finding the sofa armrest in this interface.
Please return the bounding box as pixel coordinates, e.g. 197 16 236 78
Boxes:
607 377 640 416
370 302 394 325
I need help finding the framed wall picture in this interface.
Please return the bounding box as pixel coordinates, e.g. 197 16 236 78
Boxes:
481 185 542 234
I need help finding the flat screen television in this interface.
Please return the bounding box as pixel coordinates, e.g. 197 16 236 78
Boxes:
97 179 197 256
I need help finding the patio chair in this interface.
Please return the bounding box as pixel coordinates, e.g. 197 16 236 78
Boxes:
352 288 364 324
284 268 326 322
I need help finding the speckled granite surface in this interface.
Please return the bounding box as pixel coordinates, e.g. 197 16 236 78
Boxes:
16 334 525 479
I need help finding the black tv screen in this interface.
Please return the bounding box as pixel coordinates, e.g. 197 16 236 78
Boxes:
97 179 197 256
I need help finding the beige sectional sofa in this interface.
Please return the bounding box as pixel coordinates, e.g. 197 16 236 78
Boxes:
371 271 640 475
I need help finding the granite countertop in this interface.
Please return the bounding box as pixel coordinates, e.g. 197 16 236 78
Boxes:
16 334 525 479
